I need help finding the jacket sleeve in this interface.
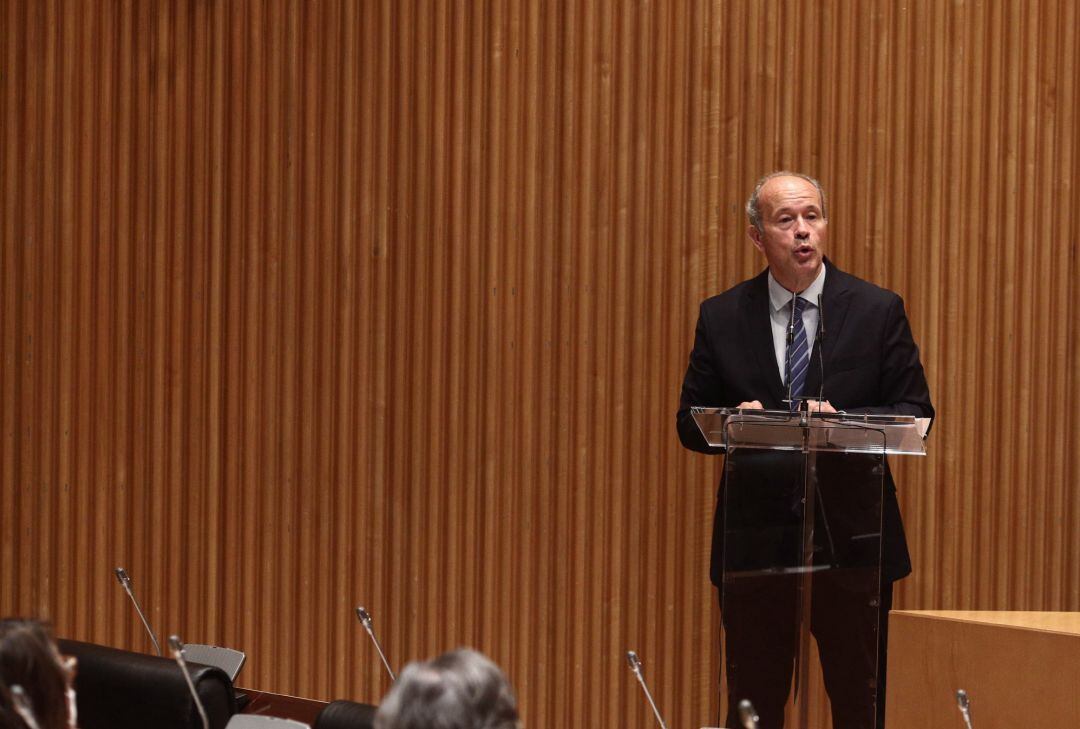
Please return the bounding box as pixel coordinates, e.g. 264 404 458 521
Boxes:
845 295 935 426
676 302 726 454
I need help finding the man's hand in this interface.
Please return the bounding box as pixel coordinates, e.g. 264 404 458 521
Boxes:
805 400 837 414
736 400 764 410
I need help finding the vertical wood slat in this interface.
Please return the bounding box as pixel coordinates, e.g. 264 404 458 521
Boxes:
2 2 1079 728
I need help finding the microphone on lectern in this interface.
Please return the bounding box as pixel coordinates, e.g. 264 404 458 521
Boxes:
355 606 396 682
956 689 975 729
9 685 43 729
168 635 209 729
114 567 162 656
785 292 798 408
625 651 668 729
816 293 827 406
737 698 760 729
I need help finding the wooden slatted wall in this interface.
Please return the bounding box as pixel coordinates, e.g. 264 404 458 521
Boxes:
2 1 1078 727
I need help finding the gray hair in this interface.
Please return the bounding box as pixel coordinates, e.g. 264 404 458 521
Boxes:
745 171 827 232
374 649 519 729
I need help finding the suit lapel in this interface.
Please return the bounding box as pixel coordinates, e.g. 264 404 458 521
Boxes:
741 271 787 406
803 261 852 397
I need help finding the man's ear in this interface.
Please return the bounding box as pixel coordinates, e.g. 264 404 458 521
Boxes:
747 225 765 253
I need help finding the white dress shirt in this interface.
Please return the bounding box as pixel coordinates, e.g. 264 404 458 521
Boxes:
767 264 826 385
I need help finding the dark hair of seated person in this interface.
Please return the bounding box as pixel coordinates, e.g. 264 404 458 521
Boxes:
374 648 519 729
0 619 72 729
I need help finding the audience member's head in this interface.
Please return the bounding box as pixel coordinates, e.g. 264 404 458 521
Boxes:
374 648 519 729
0 619 76 729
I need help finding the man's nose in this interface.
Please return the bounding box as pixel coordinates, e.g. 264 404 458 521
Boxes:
794 217 811 237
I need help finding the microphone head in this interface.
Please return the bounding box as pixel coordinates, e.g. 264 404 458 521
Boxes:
956 689 969 709
9 684 31 710
355 606 372 628
737 699 759 728
9 685 42 729
167 634 184 657
625 650 640 670
114 567 130 586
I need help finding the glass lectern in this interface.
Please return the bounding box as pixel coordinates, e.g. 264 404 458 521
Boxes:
691 407 929 729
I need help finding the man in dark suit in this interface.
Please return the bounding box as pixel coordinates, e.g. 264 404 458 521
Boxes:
676 172 934 729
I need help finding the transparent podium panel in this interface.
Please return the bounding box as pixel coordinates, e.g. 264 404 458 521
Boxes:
719 414 886 729
691 407 930 455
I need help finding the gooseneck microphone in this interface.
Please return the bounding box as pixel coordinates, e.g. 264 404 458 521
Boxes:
9 685 43 729
956 689 974 729
785 292 798 408
355 606 396 681
168 635 209 729
625 651 668 729
114 567 162 656
737 699 760 729
816 293 826 407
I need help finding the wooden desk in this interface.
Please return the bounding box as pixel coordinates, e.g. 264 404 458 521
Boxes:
885 610 1080 728
239 687 329 724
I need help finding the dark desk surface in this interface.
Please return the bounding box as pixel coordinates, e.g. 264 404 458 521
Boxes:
239 687 329 724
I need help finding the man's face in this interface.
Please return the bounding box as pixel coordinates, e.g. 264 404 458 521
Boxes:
748 176 827 292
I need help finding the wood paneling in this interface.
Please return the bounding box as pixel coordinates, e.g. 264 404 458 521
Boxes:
2 1 1078 727
886 611 1080 728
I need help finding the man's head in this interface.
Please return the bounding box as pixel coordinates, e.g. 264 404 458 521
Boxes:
745 172 828 293
374 648 520 729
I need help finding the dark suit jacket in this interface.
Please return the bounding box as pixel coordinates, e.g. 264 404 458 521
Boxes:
676 261 934 584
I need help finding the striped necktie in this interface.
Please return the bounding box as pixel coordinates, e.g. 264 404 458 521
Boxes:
786 296 810 410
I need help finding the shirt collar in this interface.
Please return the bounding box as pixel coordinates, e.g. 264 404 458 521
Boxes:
767 263 827 312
